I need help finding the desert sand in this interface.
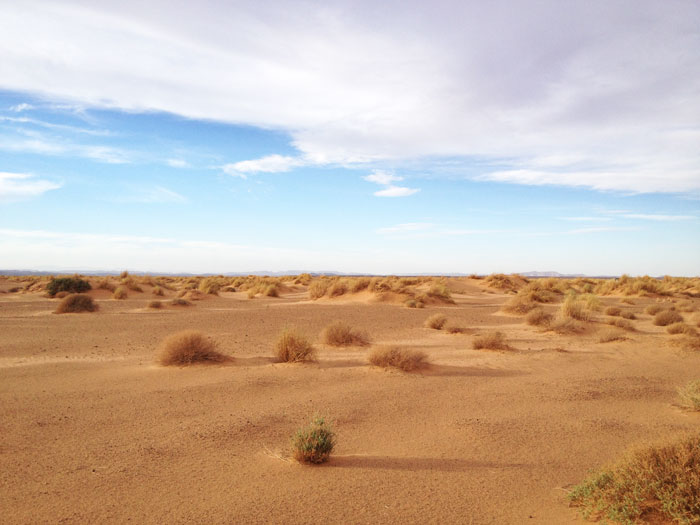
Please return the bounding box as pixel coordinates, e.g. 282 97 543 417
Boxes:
1 275 699 524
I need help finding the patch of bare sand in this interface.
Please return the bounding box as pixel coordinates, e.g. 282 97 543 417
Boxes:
1 288 699 523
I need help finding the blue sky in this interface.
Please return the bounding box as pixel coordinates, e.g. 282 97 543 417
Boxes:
1 1 699 275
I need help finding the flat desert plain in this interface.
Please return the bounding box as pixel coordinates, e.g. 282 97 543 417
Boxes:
1 275 699 524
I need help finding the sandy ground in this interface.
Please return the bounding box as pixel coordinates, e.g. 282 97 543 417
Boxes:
1 279 699 524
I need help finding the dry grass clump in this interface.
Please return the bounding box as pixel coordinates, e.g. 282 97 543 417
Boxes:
472 331 511 350
424 313 447 330
645 304 665 315
368 345 429 371
484 273 528 292
275 328 316 362
148 300 163 309
605 306 622 316
619 310 636 320
654 310 683 326
446 324 470 334
620 297 635 305
350 277 371 293
502 294 539 315
677 380 700 411
55 294 98 313
321 321 370 346
308 279 331 299
550 317 587 334
598 329 627 343
568 433 700 524
678 300 696 313
677 336 700 352
291 415 336 464
264 284 279 297
156 330 228 366
171 298 192 306
113 286 128 300
404 298 425 308
562 296 591 321
526 308 554 326
198 277 222 295
605 317 636 331
95 278 116 292
667 322 697 336
152 285 164 296
120 277 143 292
426 283 455 304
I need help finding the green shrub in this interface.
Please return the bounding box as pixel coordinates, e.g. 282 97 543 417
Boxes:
291 415 336 464
47 277 91 297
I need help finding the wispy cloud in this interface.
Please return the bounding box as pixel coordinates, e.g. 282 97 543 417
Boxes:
0 172 61 201
620 213 696 221
363 170 419 197
561 216 612 222
166 158 189 168
222 154 304 178
0 132 130 164
565 226 640 235
9 103 33 112
377 222 433 234
377 222 505 237
118 185 186 204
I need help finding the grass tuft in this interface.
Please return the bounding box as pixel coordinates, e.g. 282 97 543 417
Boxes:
424 313 447 330
148 300 163 309
568 433 700 524
113 286 128 300
526 308 553 326
562 296 591 321
321 321 370 346
291 415 336 464
170 298 192 306
654 310 684 326
156 330 229 365
645 304 665 315
55 293 98 313
472 331 511 350
598 328 627 343
368 345 429 371
677 380 700 411
667 322 697 336
275 328 315 362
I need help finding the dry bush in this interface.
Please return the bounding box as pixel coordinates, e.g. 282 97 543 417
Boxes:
148 300 163 309
55 294 98 313
606 317 636 331
321 321 370 346
620 310 637 320
568 433 700 524
308 279 331 299
264 284 279 297
598 329 627 343
562 296 591 321
620 298 635 305
404 298 425 309
198 277 222 295
526 308 553 326
47 276 91 296
156 330 228 365
152 285 164 296
582 294 602 312
485 273 527 291
550 317 586 334
605 306 622 316
95 278 116 292
677 380 700 411
113 286 128 300
328 280 348 297
446 324 470 334
121 277 143 292
275 328 315 362
654 310 683 326
427 283 455 304
368 345 429 371
247 288 257 299
291 415 336 464
472 331 510 350
502 295 538 315
171 298 192 306
350 277 371 293
424 313 447 330
678 300 696 313
646 304 664 315
667 322 697 336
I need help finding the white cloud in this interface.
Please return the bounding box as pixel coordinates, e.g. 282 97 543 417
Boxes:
363 170 403 185
0 172 61 201
9 103 32 112
562 217 612 222
621 214 696 221
166 158 189 168
373 185 420 197
222 154 303 178
377 222 433 234
119 185 186 203
566 226 640 235
0 1 699 193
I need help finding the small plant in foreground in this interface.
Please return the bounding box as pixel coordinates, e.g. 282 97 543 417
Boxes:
677 380 700 411
156 330 229 365
562 296 591 321
275 328 315 362
321 321 370 346
368 345 429 371
568 433 700 524
424 313 447 330
55 294 98 313
654 310 683 326
526 308 553 327
291 415 336 464
47 277 91 297
113 286 128 300
472 331 510 350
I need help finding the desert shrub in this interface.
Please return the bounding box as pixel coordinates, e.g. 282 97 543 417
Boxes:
667 322 697 336
646 304 664 315
446 324 469 334
605 306 622 316
95 278 116 292
562 296 591 321
424 313 447 330
582 294 602 312
275 328 315 362
368 345 429 371
404 298 425 308
55 294 98 313
46 277 91 297
502 295 538 314
321 321 370 346
677 380 700 411
427 284 455 304
113 286 128 300
156 330 228 365
328 280 348 297
526 308 553 326
247 288 257 299
620 310 636 320
55 291 69 298
472 331 510 350
350 277 371 293
606 317 636 331
291 415 336 464
568 433 700 524
148 300 163 309
121 277 143 292
119 270 129 279
171 298 192 306
654 310 683 326
598 329 627 343
7 287 20 293
198 277 221 295
550 317 586 334
308 279 331 299
264 284 279 297
621 298 635 305
152 285 164 296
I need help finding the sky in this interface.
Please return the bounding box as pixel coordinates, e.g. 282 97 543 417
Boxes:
1 0 699 275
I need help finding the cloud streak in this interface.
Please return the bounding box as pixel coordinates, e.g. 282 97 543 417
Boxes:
0 171 61 201
363 170 419 197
